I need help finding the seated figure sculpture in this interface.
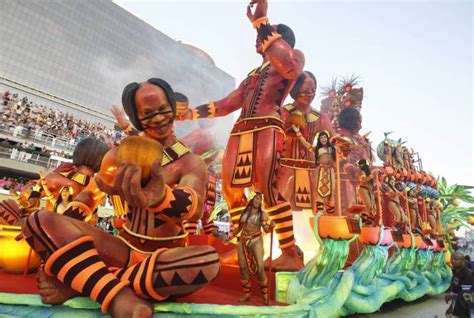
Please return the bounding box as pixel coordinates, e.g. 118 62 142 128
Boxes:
22 78 219 318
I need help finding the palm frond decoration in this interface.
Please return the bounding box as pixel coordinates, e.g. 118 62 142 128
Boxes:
320 78 338 98
338 74 360 95
383 131 394 140
438 176 474 208
200 149 218 161
438 176 474 236
208 201 229 222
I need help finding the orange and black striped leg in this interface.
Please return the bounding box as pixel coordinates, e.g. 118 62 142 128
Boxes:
266 202 295 250
203 221 219 236
22 211 60 261
315 201 325 215
239 279 251 302
182 220 198 235
44 236 129 313
0 200 22 225
22 211 144 315
326 203 335 215
259 278 269 305
265 203 304 272
115 245 220 300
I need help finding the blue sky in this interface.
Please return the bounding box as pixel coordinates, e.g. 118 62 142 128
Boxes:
116 0 473 186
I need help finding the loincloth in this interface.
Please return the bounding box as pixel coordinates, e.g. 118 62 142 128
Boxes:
241 231 262 276
280 159 315 209
230 116 285 187
117 224 187 262
316 164 334 198
280 158 316 170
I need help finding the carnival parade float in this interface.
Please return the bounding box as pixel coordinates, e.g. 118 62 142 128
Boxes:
0 1 472 317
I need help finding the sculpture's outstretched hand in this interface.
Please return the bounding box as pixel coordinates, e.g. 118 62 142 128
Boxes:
111 104 130 130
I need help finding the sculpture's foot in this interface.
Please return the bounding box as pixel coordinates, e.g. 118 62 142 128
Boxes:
238 295 251 303
37 266 80 305
264 245 304 272
109 287 153 318
262 294 269 305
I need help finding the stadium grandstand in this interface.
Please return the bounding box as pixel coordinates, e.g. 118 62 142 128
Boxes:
0 0 235 184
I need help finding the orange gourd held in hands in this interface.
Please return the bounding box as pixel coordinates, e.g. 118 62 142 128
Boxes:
116 136 163 185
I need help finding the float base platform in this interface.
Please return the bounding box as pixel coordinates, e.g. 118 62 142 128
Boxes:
0 266 316 318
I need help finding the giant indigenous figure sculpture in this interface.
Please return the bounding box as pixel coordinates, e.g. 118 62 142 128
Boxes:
178 0 305 271
21 79 219 318
41 137 109 214
336 108 370 213
112 93 219 237
382 176 407 231
1 182 42 226
278 71 333 213
0 138 108 225
355 159 377 225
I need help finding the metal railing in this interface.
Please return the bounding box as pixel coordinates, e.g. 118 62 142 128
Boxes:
0 124 76 153
0 146 70 169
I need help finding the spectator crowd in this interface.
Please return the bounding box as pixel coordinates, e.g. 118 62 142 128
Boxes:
0 176 29 192
1 90 123 147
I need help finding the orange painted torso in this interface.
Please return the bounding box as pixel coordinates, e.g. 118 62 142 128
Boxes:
239 62 295 120
101 141 194 252
281 104 320 163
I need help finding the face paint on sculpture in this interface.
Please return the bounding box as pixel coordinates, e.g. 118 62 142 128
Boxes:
135 83 174 141
295 76 316 106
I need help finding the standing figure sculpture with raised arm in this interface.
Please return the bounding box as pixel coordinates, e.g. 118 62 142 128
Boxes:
178 0 305 271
